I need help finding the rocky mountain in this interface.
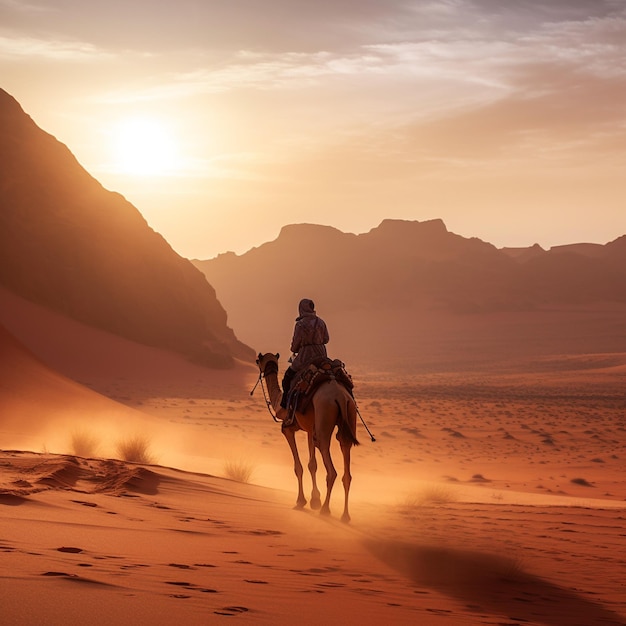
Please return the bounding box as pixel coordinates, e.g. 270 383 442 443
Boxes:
195 218 626 316
193 220 626 370
0 88 253 367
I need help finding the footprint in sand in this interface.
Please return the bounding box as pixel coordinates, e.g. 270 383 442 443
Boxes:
315 581 345 589
426 608 453 615
214 606 249 616
41 572 114 587
353 587 384 596
231 529 283 536
57 546 83 553
165 581 217 594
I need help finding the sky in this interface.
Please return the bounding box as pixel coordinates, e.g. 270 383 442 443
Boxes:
2 0 625 259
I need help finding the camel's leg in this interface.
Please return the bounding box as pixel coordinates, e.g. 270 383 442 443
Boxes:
339 441 352 523
307 432 322 510
316 426 337 517
282 428 306 509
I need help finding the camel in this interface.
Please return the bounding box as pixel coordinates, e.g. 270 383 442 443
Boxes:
255 353 359 522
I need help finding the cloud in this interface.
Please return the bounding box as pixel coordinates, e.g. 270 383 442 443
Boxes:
92 1 626 119
0 34 113 61
94 48 391 103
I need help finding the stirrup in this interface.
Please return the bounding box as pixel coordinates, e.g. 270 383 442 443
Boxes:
281 406 296 429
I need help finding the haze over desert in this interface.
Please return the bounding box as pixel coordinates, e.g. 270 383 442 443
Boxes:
2 2 626 622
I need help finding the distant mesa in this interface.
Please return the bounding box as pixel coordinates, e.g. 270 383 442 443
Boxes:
195 216 626 318
193 216 626 369
0 88 254 368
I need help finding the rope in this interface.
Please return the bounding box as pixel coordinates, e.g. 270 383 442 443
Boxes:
355 403 376 442
250 371 281 422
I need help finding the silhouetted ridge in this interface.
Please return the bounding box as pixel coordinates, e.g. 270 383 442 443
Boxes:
605 234 626 261
193 219 626 367
278 223 347 242
195 219 626 316
501 244 546 262
0 88 253 367
370 217 448 239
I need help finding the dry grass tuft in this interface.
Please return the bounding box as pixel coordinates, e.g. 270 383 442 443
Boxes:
70 429 99 458
403 484 458 507
223 457 256 484
116 435 154 464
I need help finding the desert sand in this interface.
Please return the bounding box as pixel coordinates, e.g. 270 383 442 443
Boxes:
1 292 626 625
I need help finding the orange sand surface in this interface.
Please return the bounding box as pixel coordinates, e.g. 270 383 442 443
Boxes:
1 295 626 625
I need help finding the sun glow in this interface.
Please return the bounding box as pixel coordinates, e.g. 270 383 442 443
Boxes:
111 116 179 176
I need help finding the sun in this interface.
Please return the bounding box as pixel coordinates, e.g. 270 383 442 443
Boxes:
112 116 179 176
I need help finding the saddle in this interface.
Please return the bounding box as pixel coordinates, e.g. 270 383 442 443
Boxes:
283 358 354 426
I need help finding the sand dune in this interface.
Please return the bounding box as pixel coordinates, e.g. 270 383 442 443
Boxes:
0 286 255 399
1 449 625 625
0 320 152 451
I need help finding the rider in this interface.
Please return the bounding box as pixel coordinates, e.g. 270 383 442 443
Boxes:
280 298 329 409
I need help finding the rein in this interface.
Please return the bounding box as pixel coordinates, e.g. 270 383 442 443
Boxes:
250 365 281 423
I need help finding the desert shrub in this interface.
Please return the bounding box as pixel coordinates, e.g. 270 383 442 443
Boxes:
223 457 255 483
116 435 154 464
70 429 99 458
403 484 458 507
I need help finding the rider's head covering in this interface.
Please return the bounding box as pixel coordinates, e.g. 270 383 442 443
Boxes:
298 298 315 318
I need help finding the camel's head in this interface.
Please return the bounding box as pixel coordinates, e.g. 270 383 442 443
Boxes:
256 352 280 376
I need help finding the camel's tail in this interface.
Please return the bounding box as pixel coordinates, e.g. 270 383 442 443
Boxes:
336 395 360 447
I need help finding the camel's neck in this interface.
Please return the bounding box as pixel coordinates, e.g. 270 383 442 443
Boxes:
263 369 283 412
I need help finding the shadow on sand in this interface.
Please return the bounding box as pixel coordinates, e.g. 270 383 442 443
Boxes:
0 494 28 506
364 539 625 626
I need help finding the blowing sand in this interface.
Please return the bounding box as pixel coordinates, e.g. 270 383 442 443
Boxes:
1 295 625 624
